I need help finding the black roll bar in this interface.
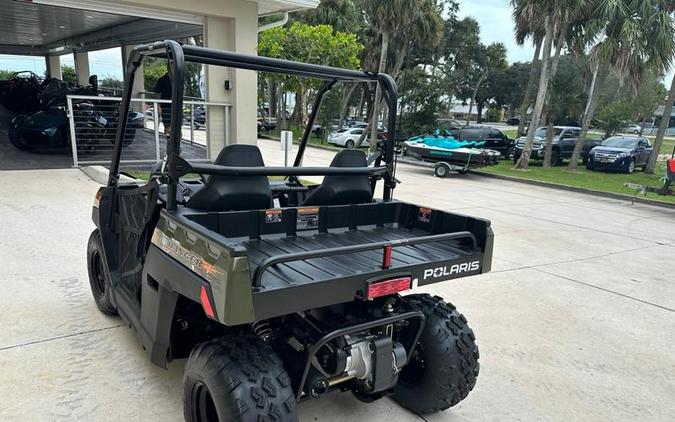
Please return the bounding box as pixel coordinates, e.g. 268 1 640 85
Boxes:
185 163 387 178
110 41 398 210
294 79 337 167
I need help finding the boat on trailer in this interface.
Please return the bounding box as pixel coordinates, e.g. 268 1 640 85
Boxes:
403 130 499 177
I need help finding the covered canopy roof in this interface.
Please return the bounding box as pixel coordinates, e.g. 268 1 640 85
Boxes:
0 0 319 56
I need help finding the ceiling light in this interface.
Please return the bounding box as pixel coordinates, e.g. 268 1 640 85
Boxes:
58 25 66 29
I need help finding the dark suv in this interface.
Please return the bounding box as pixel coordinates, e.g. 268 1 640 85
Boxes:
586 136 653 173
447 125 514 159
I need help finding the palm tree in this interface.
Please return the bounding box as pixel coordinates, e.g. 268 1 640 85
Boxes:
646 73 675 174
362 0 404 151
568 0 675 170
513 0 591 170
513 1 546 138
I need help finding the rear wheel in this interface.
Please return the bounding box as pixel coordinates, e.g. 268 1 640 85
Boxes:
393 294 479 415
183 335 298 422
345 139 355 149
86 230 117 315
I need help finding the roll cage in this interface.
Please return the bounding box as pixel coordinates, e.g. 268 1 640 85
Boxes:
109 40 399 210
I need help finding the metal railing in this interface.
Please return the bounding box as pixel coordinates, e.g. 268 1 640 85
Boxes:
66 95 231 167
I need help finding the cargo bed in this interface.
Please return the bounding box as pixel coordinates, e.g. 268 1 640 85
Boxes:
181 201 493 319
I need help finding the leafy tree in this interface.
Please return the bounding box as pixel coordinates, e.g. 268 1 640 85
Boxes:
398 67 445 136
463 43 507 125
258 23 363 127
593 70 666 138
546 55 587 125
493 62 532 117
0 69 15 79
143 57 202 98
99 76 123 90
61 65 76 85
293 0 363 33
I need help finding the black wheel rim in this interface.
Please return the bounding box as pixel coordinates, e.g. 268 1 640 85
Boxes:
91 250 106 295
191 382 219 422
398 343 426 387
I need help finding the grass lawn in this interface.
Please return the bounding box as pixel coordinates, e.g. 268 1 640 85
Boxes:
478 160 675 203
261 123 334 149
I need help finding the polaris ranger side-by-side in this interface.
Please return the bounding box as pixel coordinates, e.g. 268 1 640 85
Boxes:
87 41 493 422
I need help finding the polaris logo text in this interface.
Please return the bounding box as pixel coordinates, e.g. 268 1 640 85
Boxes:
423 261 480 280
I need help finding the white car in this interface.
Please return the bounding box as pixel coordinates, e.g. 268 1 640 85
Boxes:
327 127 371 149
625 124 642 134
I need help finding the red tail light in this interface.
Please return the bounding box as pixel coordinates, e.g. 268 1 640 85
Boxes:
200 286 215 319
367 277 412 299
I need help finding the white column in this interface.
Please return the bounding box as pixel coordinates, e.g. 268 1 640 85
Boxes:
121 45 145 110
74 51 90 86
46 55 62 80
204 4 258 157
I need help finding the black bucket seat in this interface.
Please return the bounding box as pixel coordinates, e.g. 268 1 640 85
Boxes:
186 144 271 211
302 149 373 206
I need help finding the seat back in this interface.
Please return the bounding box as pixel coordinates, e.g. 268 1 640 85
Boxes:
302 149 373 206
186 145 271 211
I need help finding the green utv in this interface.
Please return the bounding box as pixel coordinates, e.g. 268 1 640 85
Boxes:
87 41 493 422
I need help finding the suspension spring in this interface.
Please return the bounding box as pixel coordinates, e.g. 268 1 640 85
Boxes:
252 320 274 342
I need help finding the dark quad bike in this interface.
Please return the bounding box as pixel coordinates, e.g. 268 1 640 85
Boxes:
87 41 494 422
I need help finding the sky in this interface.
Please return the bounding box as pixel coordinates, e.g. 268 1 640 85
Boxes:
457 0 536 64
0 48 123 80
0 1 672 85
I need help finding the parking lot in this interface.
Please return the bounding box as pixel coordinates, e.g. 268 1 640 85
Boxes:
0 140 673 421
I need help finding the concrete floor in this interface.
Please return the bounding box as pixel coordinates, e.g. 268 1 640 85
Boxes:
0 140 674 421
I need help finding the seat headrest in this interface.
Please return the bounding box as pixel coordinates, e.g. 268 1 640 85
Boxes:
214 144 265 167
330 149 367 167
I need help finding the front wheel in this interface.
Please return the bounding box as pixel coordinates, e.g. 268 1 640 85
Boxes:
625 158 636 174
8 116 29 150
183 335 298 422
506 147 515 161
550 149 561 166
393 294 479 414
87 230 117 315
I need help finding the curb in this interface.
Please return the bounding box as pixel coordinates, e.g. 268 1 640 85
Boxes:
472 170 675 210
259 135 341 153
80 165 139 185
